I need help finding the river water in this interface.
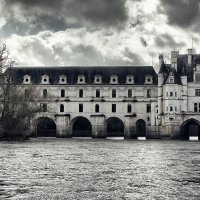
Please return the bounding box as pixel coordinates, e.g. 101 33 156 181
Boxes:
0 138 199 200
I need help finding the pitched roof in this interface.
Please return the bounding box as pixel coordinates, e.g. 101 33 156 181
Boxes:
176 54 200 82
163 67 182 85
9 66 158 85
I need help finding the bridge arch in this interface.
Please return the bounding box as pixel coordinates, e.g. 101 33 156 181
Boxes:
136 119 146 137
35 117 56 137
181 118 200 140
70 116 92 137
106 117 124 137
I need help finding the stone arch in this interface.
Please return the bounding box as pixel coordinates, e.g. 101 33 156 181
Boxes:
180 118 200 140
136 119 146 137
106 117 124 137
35 117 56 137
70 116 92 137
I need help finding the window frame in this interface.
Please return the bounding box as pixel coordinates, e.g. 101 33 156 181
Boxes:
112 89 116 98
61 89 65 98
95 104 100 113
43 89 47 98
60 104 64 112
79 104 83 112
79 89 83 98
147 89 151 98
195 89 200 96
96 89 100 98
112 104 116 113
147 104 151 113
128 89 132 98
127 104 132 113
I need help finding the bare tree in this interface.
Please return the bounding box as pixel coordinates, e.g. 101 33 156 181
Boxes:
0 44 40 139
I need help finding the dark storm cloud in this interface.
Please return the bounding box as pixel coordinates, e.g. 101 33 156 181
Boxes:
123 48 144 65
159 0 200 28
2 0 128 35
155 34 185 48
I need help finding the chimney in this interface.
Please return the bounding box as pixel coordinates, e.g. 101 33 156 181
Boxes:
187 48 193 65
171 51 179 70
159 54 163 66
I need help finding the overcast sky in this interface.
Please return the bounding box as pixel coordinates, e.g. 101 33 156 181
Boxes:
0 0 199 68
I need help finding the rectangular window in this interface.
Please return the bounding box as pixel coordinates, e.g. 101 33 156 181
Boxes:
194 103 197 112
166 92 168 97
112 89 116 98
42 103 47 112
147 104 151 113
60 104 64 112
61 89 65 98
175 107 177 111
79 89 83 98
195 89 200 96
169 78 174 83
112 104 116 113
96 89 100 98
170 92 173 97
147 89 151 98
24 89 29 98
128 89 132 98
194 103 200 112
79 104 83 112
43 89 47 98
166 107 168 112
95 104 99 113
170 106 173 112
175 92 177 97
195 74 200 82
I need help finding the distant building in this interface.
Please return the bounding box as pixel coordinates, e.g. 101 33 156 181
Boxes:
9 49 200 140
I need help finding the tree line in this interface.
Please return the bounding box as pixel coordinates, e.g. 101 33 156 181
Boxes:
0 44 40 140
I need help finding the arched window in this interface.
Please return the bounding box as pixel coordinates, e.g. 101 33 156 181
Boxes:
60 104 64 112
145 75 153 84
95 104 99 113
126 75 134 84
94 75 102 84
110 75 118 84
77 75 86 84
128 104 132 113
59 75 67 84
41 75 50 84
23 75 31 84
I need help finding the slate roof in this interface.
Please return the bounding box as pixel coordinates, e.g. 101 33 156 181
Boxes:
163 67 182 85
159 53 200 84
177 54 200 82
8 66 158 85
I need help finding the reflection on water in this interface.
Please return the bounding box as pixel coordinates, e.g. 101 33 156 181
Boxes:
137 137 146 141
0 138 199 200
190 136 199 141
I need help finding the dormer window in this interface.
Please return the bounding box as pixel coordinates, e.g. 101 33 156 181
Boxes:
77 75 85 84
94 75 102 84
145 75 153 84
59 75 67 84
110 75 118 84
126 75 134 84
169 77 174 83
23 75 31 84
41 75 50 84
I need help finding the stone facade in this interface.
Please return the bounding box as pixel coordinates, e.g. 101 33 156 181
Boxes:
10 49 200 140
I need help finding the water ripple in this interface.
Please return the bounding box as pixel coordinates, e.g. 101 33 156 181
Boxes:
0 138 199 199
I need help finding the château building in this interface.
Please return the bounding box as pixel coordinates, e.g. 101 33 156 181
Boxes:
10 49 200 140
